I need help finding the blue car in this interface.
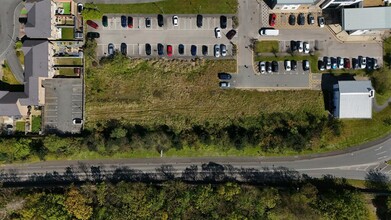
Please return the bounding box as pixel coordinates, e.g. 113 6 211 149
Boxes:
121 15 127 28
191 45 197 56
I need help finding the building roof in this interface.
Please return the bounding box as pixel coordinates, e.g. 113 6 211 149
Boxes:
25 0 52 38
342 7 391 31
270 0 317 4
334 80 374 119
0 92 27 116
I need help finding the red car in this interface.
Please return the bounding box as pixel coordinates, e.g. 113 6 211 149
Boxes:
167 45 172 57
344 58 351 69
87 20 99 29
128 16 133 28
269 13 276 27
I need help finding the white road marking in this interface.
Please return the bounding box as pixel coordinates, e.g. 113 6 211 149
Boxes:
374 146 383 151
378 156 388 160
376 151 387 155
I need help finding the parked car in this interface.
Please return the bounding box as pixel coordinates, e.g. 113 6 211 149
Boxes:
359 56 366 69
157 43 164 55
108 43 114 55
303 60 310 71
218 73 232 80
226 29 237 40
298 13 305 25
215 27 222 38
121 15 127 28
167 45 173 57
284 60 291 71
373 59 379 69
173 15 178 26
202 45 208 56
220 44 227 57
289 14 295 26
102 15 108 27
157 14 164 27
178 44 184 55
318 16 325 28
290 40 297 52
197 14 203 28
291 60 297 71
318 60 325 71
331 57 337 69
120 43 127 55
219 81 230 88
87 20 98 29
324 56 331 70
86 32 100 39
145 43 151 55
146 17 151 28
337 57 344 69
352 58 359 69
259 61 266 74
366 57 373 70
266 61 272 73
220 15 227 29
191 45 197 56
128 16 133 28
272 61 279 72
297 41 303 53
269 13 276 26
77 3 83 14
344 58 351 69
303 42 309 54
73 118 83 125
214 44 220 57
308 13 314 25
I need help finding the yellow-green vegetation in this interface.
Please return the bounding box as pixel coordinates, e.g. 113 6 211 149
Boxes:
31 115 41 133
255 54 319 73
61 28 74 40
59 68 76 76
1 61 21 85
376 90 391 105
56 58 82 66
86 56 326 130
254 40 279 53
96 0 238 14
16 51 24 65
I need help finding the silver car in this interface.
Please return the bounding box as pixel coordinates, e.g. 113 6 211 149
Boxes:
108 43 114 55
220 44 227 57
259 61 266 74
214 44 220 58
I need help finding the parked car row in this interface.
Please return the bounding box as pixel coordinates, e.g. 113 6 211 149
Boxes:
290 40 310 53
288 13 324 27
100 14 229 29
259 60 310 74
318 56 379 71
218 72 232 88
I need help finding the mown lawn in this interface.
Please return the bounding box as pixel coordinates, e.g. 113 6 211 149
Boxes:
15 121 25 132
31 115 42 133
1 61 21 85
254 41 279 53
96 0 237 14
56 58 82 66
61 28 74 40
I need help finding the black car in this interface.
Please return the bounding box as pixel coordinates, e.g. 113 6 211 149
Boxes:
291 60 297 71
77 3 83 14
366 57 374 70
178 44 184 55
220 15 227 29
157 14 164 27
289 14 295 26
298 13 305 25
128 16 133 28
121 15 127 28
202 45 208 56
86 32 100 39
266 61 272 73
218 72 232 80
157 43 164 55
318 60 325 71
352 58 359 69
308 13 315 25
102 15 108 27
290 40 297 52
191 45 197 56
146 17 151 28
272 61 279 72
145 44 151 55
120 43 127 55
197 14 203 28
226 29 237 40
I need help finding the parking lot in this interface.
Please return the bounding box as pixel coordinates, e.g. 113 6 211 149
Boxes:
255 60 310 75
89 15 236 58
42 78 83 134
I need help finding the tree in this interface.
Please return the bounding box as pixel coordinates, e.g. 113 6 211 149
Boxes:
65 187 93 220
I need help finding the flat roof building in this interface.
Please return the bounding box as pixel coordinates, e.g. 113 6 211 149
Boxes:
265 0 317 10
342 7 391 31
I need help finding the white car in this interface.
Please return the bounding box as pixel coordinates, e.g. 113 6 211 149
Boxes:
361 57 367 69
285 60 291 71
318 16 325 28
298 41 303 53
220 44 227 57
303 42 310 54
172 15 178 26
259 61 266 74
214 44 220 57
337 57 344 69
215 27 221 38
73 118 83 125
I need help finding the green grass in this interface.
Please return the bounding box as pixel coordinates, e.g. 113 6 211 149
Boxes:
15 121 25 132
96 0 237 14
20 8 27 15
61 28 74 40
56 58 82 66
16 51 24 66
255 54 319 73
63 2 71 14
376 90 391 106
31 116 42 133
254 41 279 53
1 61 21 85
59 68 76 76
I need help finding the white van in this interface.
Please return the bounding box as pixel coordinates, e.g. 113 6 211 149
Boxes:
259 28 279 36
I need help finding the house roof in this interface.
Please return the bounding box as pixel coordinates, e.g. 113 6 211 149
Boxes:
25 0 52 38
342 7 391 31
0 92 27 116
22 40 49 79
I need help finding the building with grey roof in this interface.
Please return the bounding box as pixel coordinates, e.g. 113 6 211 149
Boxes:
333 81 374 119
321 0 362 9
25 0 52 39
342 7 391 33
265 0 318 10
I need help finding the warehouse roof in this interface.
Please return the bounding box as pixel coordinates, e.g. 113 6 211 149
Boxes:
342 7 391 31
